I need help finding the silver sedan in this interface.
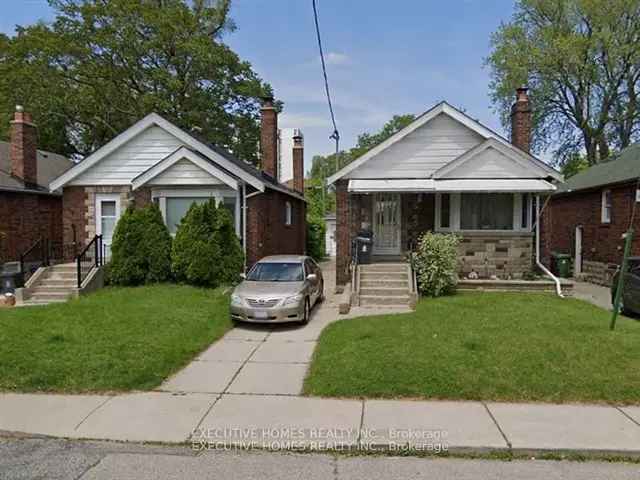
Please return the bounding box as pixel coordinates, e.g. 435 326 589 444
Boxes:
230 255 324 324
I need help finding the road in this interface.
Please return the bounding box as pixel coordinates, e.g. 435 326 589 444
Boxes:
1 436 639 479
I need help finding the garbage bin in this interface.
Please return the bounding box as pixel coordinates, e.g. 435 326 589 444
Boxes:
353 228 374 265
551 252 572 278
0 262 24 294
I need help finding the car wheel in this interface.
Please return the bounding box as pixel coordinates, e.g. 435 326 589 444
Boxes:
301 298 311 325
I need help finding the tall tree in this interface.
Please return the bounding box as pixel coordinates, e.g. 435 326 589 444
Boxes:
0 0 270 163
487 0 640 166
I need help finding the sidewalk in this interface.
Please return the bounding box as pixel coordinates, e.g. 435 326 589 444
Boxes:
1 264 639 456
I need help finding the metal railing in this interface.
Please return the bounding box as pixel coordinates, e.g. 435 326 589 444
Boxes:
76 235 103 288
19 237 50 281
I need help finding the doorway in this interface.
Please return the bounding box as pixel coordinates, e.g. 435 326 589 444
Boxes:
574 225 583 276
373 193 401 255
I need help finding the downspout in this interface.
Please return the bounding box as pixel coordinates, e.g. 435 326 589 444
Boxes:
242 183 248 272
535 194 564 298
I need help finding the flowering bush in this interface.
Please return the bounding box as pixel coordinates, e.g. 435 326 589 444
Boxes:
413 232 460 297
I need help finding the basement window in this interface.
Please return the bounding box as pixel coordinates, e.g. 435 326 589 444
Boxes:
601 189 612 224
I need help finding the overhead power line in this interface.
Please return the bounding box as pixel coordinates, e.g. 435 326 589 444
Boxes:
312 0 340 155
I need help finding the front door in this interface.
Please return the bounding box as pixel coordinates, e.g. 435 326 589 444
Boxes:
95 194 122 261
373 193 401 255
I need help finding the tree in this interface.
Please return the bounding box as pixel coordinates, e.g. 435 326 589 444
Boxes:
0 0 271 163
487 0 640 166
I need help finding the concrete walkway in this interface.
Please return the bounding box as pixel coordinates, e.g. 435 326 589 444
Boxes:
571 280 613 311
1 263 639 455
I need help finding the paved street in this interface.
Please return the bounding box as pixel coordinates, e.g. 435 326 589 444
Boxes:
2 436 640 480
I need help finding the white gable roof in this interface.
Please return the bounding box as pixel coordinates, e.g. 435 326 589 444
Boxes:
328 102 561 184
50 113 265 191
131 146 238 190
433 138 554 179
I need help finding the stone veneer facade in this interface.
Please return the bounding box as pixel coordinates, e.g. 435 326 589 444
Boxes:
457 233 533 279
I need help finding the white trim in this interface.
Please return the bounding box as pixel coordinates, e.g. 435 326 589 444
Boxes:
49 113 265 191
285 201 293 226
328 102 562 184
131 146 239 191
601 189 612 224
432 138 557 180
348 179 435 193
434 179 556 193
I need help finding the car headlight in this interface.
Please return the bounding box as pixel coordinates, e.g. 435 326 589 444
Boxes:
231 294 243 306
282 294 303 306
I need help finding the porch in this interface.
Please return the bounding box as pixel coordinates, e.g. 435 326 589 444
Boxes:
336 185 543 285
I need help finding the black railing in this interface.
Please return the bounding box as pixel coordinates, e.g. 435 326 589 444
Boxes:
76 235 103 288
19 237 51 281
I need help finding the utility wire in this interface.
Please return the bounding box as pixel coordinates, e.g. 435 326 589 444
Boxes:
312 0 340 157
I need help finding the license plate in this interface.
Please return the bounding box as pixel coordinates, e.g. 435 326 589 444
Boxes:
254 310 268 319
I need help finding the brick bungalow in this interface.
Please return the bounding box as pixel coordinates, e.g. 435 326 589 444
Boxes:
329 88 563 286
0 107 72 263
49 97 306 269
541 143 640 286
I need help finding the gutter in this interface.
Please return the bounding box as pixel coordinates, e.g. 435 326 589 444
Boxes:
534 195 564 298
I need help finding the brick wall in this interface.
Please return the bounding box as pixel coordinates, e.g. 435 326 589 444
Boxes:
542 182 639 284
0 191 63 262
246 189 306 269
458 233 533 279
335 180 350 285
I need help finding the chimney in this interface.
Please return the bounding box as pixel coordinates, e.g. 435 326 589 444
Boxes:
511 87 532 153
10 105 38 186
292 130 304 194
260 96 278 179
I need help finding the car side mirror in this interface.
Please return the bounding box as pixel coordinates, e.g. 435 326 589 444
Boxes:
306 273 317 282
240 273 246 280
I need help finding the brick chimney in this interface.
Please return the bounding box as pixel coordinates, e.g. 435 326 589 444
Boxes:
511 87 532 153
10 105 38 186
260 96 278 179
292 130 304 194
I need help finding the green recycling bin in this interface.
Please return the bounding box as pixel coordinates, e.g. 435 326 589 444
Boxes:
551 252 572 278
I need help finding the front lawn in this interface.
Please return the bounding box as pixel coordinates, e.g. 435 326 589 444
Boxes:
0 285 232 392
304 293 640 404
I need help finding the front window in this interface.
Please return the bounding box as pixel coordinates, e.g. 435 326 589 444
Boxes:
165 197 209 234
221 196 237 225
460 193 514 230
602 189 612 224
246 262 304 282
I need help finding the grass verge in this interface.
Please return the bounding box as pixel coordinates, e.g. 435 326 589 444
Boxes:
304 292 640 403
0 284 231 392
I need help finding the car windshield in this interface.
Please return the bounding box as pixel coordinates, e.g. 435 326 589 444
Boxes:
246 262 304 282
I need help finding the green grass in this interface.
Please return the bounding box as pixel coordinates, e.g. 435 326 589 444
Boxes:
304 293 640 404
0 285 232 392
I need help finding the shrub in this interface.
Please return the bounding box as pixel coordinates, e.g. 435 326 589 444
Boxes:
306 215 326 261
171 199 244 287
413 232 460 297
109 204 172 286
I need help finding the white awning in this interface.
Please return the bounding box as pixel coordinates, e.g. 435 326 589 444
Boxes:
347 178 556 193
435 179 556 192
348 179 435 193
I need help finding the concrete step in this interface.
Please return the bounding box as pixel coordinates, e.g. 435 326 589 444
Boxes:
360 279 408 288
39 279 77 288
359 295 411 306
31 286 77 295
360 263 407 273
21 299 68 306
29 291 73 301
44 272 77 281
360 272 407 281
359 287 409 297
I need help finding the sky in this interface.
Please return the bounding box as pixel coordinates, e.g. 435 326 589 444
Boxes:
1 0 517 172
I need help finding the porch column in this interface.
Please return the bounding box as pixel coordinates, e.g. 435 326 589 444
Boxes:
335 180 351 285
